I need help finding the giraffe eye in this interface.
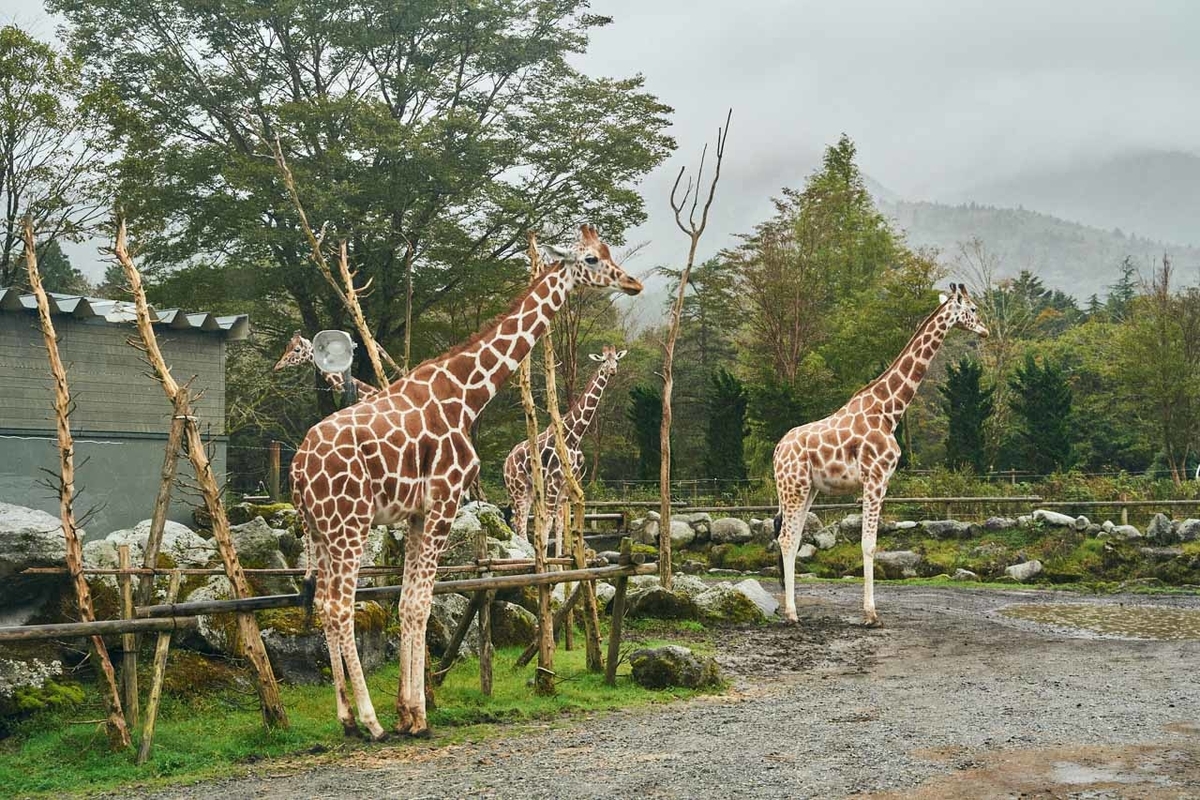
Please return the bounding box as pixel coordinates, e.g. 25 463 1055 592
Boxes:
584 255 599 265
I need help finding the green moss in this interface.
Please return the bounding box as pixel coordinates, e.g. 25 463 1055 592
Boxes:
698 590 764 624
708 543 773 572
478 511 512 542
257 607 313 637
631 543 657 557
353 602 389 634
161 653 243 699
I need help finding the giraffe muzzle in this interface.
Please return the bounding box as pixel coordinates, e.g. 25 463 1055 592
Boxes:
618 275 644 296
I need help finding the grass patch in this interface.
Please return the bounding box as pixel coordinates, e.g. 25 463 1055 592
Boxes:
708 542 774 572
0 640 712 798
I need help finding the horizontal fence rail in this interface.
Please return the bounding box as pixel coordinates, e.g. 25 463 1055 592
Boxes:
0 616 199 643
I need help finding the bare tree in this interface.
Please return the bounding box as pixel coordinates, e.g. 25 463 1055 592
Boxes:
659 110 730 588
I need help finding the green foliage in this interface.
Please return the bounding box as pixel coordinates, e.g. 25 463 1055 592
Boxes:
707 543 773 571
703 368 748 485
1008 353 1075 473
940 357 994 472
627 383 663 481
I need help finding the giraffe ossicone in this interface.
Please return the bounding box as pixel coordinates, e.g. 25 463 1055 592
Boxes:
773 283 988 626
504 344 628 543
291 224 641 741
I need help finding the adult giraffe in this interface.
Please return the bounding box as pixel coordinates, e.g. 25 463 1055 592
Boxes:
273 331 380 401
774 283 988 625
292 225 642 740
503 345 628 542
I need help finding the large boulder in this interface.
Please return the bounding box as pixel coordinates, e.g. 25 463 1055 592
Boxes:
734 578 779 617
185 576 238 654
952 568 979 581
426 593 480 656
259 602 389 684
838 515 863 535
874 550 923 578
694 582 765 623
1108 524 1143 541
0 503 69 619
1033 509 1076 527
668 519 696 549
813 526 839 550
104 519 216 568
629 645 722 690
230 517 284 564
1146 513 1177 543
675 512 713 543
921 520 974 539
626 586 700 620
594 581 617 610
1005 560 1044 582
1176 519 1200 543
488 601 536 647
710 518 752 545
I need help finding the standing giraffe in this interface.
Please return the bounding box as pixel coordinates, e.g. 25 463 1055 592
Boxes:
273 331 380 401
503 345 628 542
291 225 642 740
774 283 988 625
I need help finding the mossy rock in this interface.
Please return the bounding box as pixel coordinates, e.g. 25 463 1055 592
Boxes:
161 652 245 698
0 678 84 731
258 607 314 637
629 645 722 690
696 586 764 624
631 543 657 558
708 543 774 572
478 510 513 542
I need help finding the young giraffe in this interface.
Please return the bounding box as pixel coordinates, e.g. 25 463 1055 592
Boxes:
774 283 988 625
503 345 628 542
273 331 380 401
291 225 642 740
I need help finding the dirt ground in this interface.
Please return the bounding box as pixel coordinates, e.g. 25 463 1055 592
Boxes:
128 582 1200 800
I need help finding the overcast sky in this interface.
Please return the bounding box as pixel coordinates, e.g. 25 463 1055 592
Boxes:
4 0 1198 281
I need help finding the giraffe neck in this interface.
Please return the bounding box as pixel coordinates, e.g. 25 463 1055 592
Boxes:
416 265 573 423
865 305 953 432
562 367 610 447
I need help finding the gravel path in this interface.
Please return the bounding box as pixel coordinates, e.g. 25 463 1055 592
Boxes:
129 583 1200 799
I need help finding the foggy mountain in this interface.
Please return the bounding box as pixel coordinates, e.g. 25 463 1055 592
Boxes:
940 150 1200 248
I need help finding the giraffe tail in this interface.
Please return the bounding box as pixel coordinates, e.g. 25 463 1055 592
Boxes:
300 571 317 628
773 510 785 583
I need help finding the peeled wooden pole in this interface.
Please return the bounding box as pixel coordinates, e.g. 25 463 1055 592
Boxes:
23 219 130 751
138 571 182 765
604 538 634 686
115 217 288 729
521 233 555 696
118 545 139 729
140 405 185 607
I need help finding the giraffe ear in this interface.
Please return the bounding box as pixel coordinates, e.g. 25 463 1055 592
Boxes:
615 349 628 360
588 353 604 362
538 244 572 265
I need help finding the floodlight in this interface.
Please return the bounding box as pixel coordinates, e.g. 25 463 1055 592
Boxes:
312 330 355 374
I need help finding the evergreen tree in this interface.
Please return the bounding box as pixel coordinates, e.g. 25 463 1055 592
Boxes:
939 357 994 473
1008 353 1075 474
1106 255 1138 322
703 368 748 485
627 384 663 481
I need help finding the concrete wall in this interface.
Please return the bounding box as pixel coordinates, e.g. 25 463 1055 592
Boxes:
0 313 228 537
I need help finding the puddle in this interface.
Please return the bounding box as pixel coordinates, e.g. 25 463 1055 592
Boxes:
1000 603 1200 640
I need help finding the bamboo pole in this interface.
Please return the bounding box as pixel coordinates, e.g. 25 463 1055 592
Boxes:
137 571 182 765
23 218 130 750
118 545 139 729
520 233 555 696
115 217 289 730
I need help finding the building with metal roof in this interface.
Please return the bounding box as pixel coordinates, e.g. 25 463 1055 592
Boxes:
0 288 248 536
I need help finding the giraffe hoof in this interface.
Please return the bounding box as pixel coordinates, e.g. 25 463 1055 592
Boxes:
342 721 364 739
369 729 391 743
862 617 883 628
405 725 432 740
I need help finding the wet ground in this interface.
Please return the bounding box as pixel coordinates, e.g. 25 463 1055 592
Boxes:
127 582 1200 799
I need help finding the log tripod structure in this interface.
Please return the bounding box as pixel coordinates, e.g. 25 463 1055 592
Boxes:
115 218 289 729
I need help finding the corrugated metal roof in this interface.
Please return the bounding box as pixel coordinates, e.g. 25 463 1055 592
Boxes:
0 287 249 341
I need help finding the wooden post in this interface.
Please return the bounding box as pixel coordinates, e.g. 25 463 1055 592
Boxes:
476 526 493 696
118 545 139 729
515 583 584 668
23 219 130 750
520 234 554 696
116 218 289 729
572 498 604 672
268 441 281 501
137 571 181 765
1120 494 1129 526
604 538 633 687
140 405 185 607
432 591 486 685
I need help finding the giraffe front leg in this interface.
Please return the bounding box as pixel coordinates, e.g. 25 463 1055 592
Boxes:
777 490 812 623
861 487 884 627
395 516 423 733
322 611 359 738
330 570 387 741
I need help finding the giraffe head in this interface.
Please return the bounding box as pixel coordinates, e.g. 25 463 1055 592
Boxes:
587 345 629 376
940 283 989 338
539 224 643 296
273 330 314 371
